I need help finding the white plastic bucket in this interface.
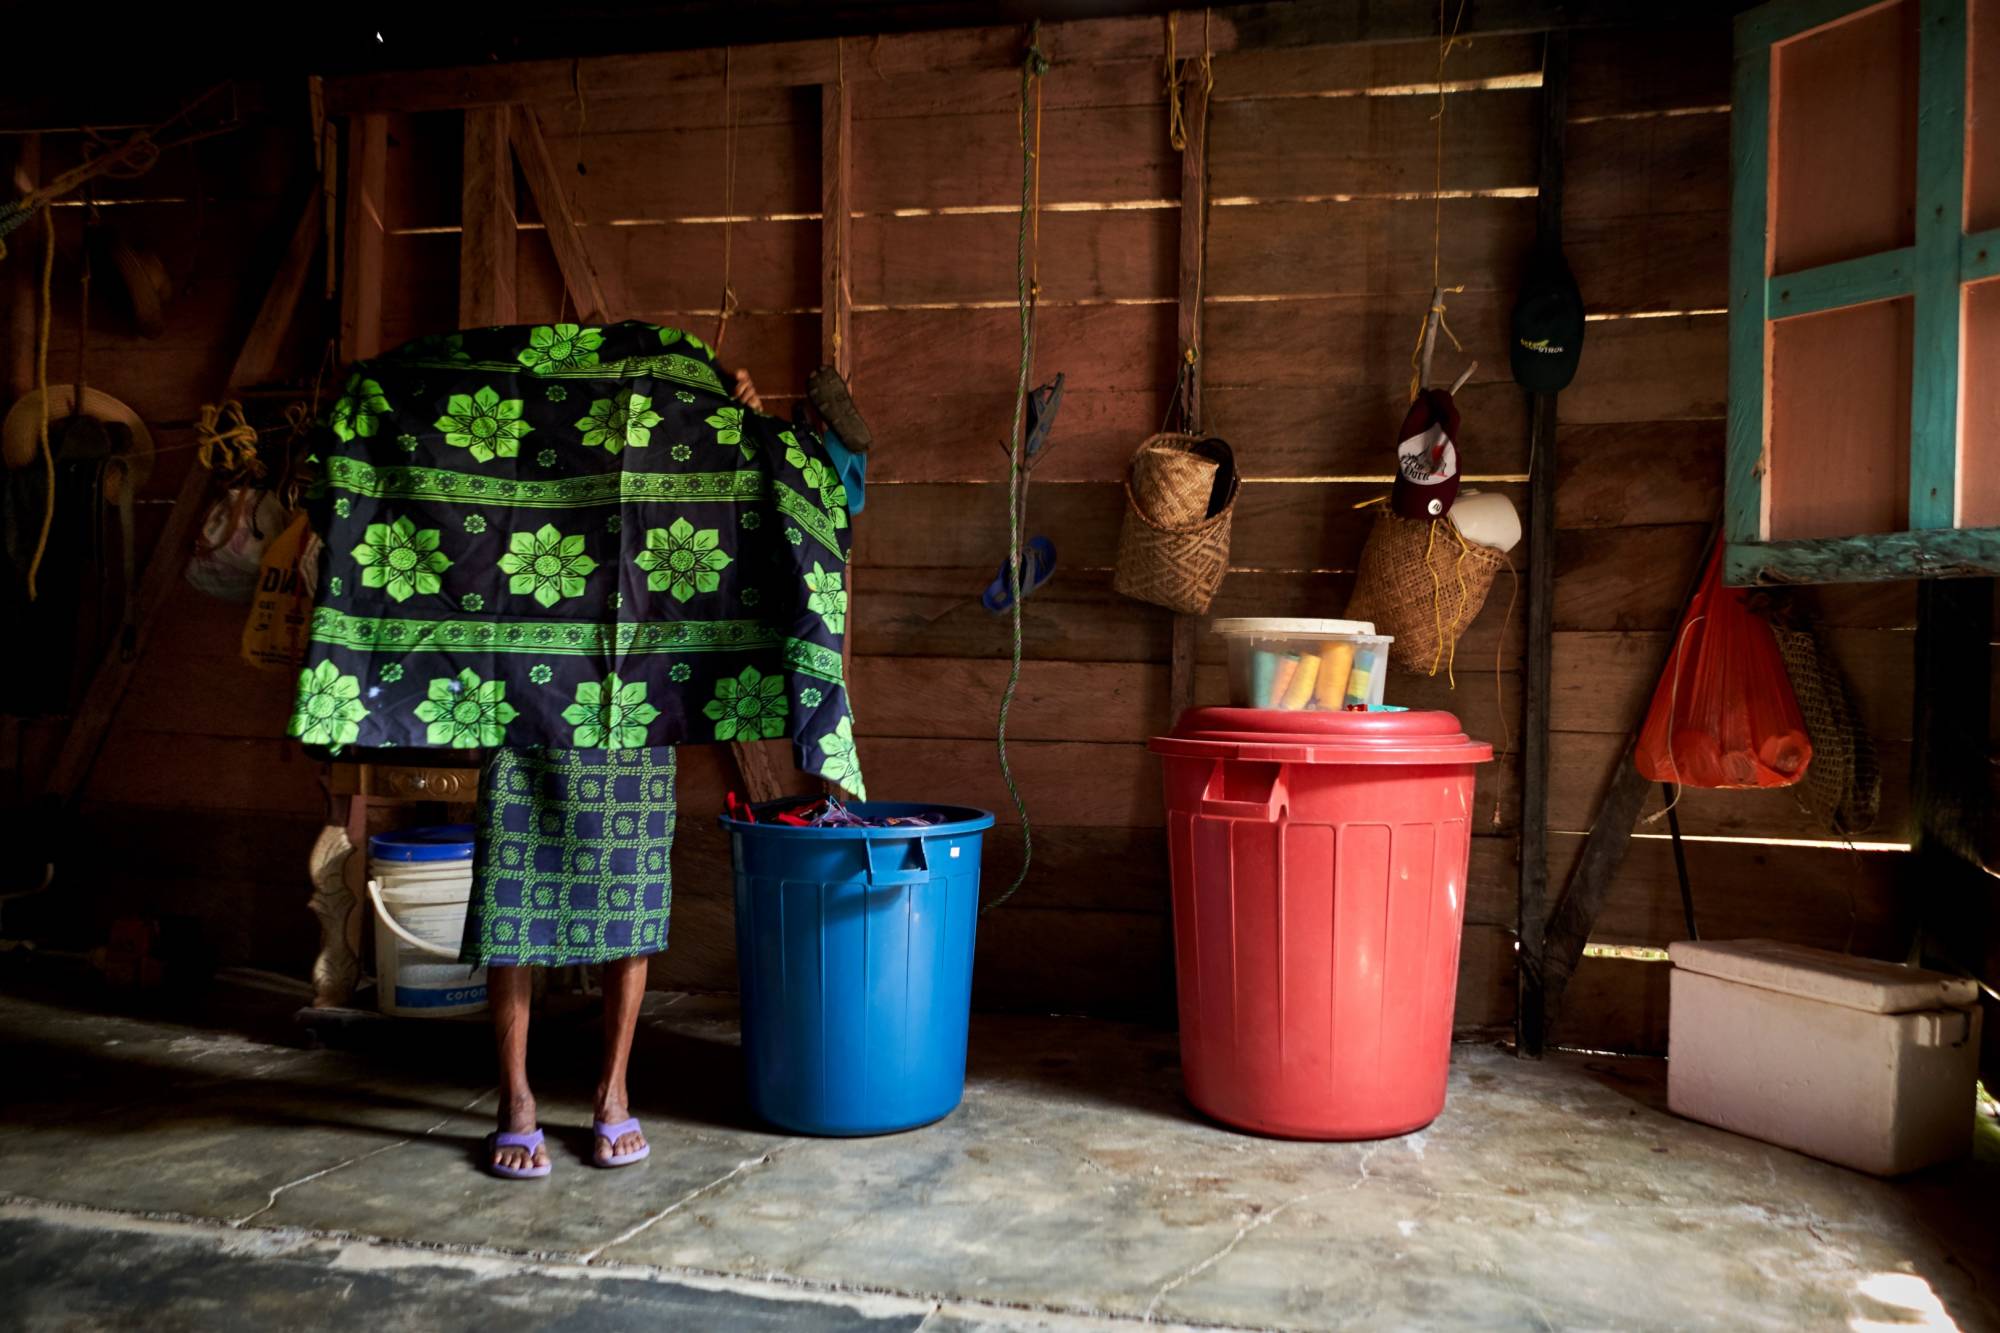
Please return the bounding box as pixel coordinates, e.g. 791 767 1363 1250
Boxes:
367 827 486 1018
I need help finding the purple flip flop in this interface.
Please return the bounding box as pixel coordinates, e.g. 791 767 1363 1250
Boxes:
593 1117 651 1168
485 1128 552 1180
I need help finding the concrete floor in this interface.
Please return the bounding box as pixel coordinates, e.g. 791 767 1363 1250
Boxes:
2 976 1997 1333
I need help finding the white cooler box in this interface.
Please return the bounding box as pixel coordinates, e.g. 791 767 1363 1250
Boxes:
1667 939 1981 1176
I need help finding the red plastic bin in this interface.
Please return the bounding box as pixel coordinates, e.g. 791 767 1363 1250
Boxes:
1149 708 1493 1139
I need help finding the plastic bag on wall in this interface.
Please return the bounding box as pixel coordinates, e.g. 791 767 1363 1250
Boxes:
1634 545 1812 789
186 488 288 602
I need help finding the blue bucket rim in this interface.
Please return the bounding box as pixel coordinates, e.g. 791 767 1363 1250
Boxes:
369 824 476 862
719 800 995 839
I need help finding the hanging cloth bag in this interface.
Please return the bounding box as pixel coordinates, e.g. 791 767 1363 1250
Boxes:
1634 545 1812 790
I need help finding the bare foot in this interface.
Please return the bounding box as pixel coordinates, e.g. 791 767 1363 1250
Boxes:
595 1083 647 1163
491 1092 549 1174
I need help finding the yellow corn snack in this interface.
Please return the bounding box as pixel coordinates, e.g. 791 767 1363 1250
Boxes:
1279 652 1320 710
1312 641 1354 709
1266 654 1300 708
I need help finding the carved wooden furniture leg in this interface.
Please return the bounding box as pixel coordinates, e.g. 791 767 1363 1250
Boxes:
306 822 360 1008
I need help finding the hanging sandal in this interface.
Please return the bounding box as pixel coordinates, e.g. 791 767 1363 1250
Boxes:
593 1117 651 1168
485 1128 552 1180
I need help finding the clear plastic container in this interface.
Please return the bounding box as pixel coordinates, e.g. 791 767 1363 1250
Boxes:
1211 618 1394 712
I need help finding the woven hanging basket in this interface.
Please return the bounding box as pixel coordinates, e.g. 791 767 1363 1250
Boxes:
1113 433 1239 615
1345 508 1508 674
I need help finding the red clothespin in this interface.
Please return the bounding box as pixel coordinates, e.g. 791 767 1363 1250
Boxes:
726 792 758 823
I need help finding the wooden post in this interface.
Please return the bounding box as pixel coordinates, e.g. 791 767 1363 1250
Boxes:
4 135 39 400
1517 31 1568 1058
820 65 853 381
338 114 387 363
458 107 517 327
1168 62 1211 726
1910 578 1993 972
509 105 620 322
43 192 327 805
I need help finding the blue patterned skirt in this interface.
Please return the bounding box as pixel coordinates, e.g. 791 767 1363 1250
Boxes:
460 746 676 967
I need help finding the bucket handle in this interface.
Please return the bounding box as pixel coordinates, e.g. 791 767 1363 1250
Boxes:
1198 762 1289 821
863 837 931 886
367 879 464 959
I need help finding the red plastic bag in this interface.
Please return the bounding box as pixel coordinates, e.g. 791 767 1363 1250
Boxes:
1634 545 1811 789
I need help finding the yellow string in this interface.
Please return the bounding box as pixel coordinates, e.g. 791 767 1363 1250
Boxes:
25 210 55 600
195 400 264 477
1406 0 1470 401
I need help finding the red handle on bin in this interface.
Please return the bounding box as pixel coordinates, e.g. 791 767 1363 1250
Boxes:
1197 762 1289 820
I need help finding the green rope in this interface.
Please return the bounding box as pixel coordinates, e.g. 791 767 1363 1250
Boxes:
985 29 1048 916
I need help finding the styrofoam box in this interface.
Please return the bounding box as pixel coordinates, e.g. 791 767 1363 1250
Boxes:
1667 939 1981 1177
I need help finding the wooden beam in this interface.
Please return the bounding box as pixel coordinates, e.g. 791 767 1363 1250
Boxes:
458 107 517 328
820 69 853 381
1907 0 1967 531
1725 527 2000 585
43 192 326 805
319 1 1680 115
1537 526 1718 1016
509 105 620 323
1767 246 1917 320
1911 577 1993 977
338 114 387 363
1964 226 2000 282
1517 30 1567 1060
4 135 39 400
1168 62 1211 726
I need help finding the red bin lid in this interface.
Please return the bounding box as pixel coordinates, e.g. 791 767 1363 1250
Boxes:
1149 707 1494 766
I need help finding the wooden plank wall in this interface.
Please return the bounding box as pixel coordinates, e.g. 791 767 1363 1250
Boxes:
0 117 330 965
11 17 1929 1045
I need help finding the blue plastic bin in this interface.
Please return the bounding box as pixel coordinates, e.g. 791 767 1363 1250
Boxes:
722 801 996 1135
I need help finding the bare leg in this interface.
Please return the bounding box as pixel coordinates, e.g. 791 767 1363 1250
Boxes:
595 955 650 1162
488 965 548 1172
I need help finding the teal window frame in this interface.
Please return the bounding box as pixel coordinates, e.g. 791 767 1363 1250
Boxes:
1728 0 1999 584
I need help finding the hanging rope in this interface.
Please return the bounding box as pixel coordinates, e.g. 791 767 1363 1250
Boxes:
1162 11 1214 434
25 212 56 600
1406 0 1470 400
195 400 264 478
986 26 1050 916
713 48 741 352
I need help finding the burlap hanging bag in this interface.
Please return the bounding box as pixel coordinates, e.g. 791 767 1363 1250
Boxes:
1345 508 1508 674
1114 433 1238 615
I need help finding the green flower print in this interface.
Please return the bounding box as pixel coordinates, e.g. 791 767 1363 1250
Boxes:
328 576 343 598
675 390 696 404
817 717 865 798
802 458 850 530
563 674 660 749
463 514 487 534
805 562 846 634
329 373 390 443
605 592 623 611
537 448 558 468
577 389 663 454
703 666 788 742
780 430 806 469
461 593 484 613
414 669 518 747
380 662 403 683
740 510 761 530
659 327 712 356
403 332 470 364
545 384 568 403
333 497 352 519
635 518 731 603
705 406 751 460
396 432 420 453
517 323 604 374
741 587 761 608
669 663 692 683
800 686 824 709
529 664 554 686
498 523 598 608
287 661 368 747
435 385 531 463
670 442 693 462
605 514 622 534
352 515 451 603
786 527 803 546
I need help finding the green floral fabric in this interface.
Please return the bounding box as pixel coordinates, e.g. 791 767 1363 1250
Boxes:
291 322 860 792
